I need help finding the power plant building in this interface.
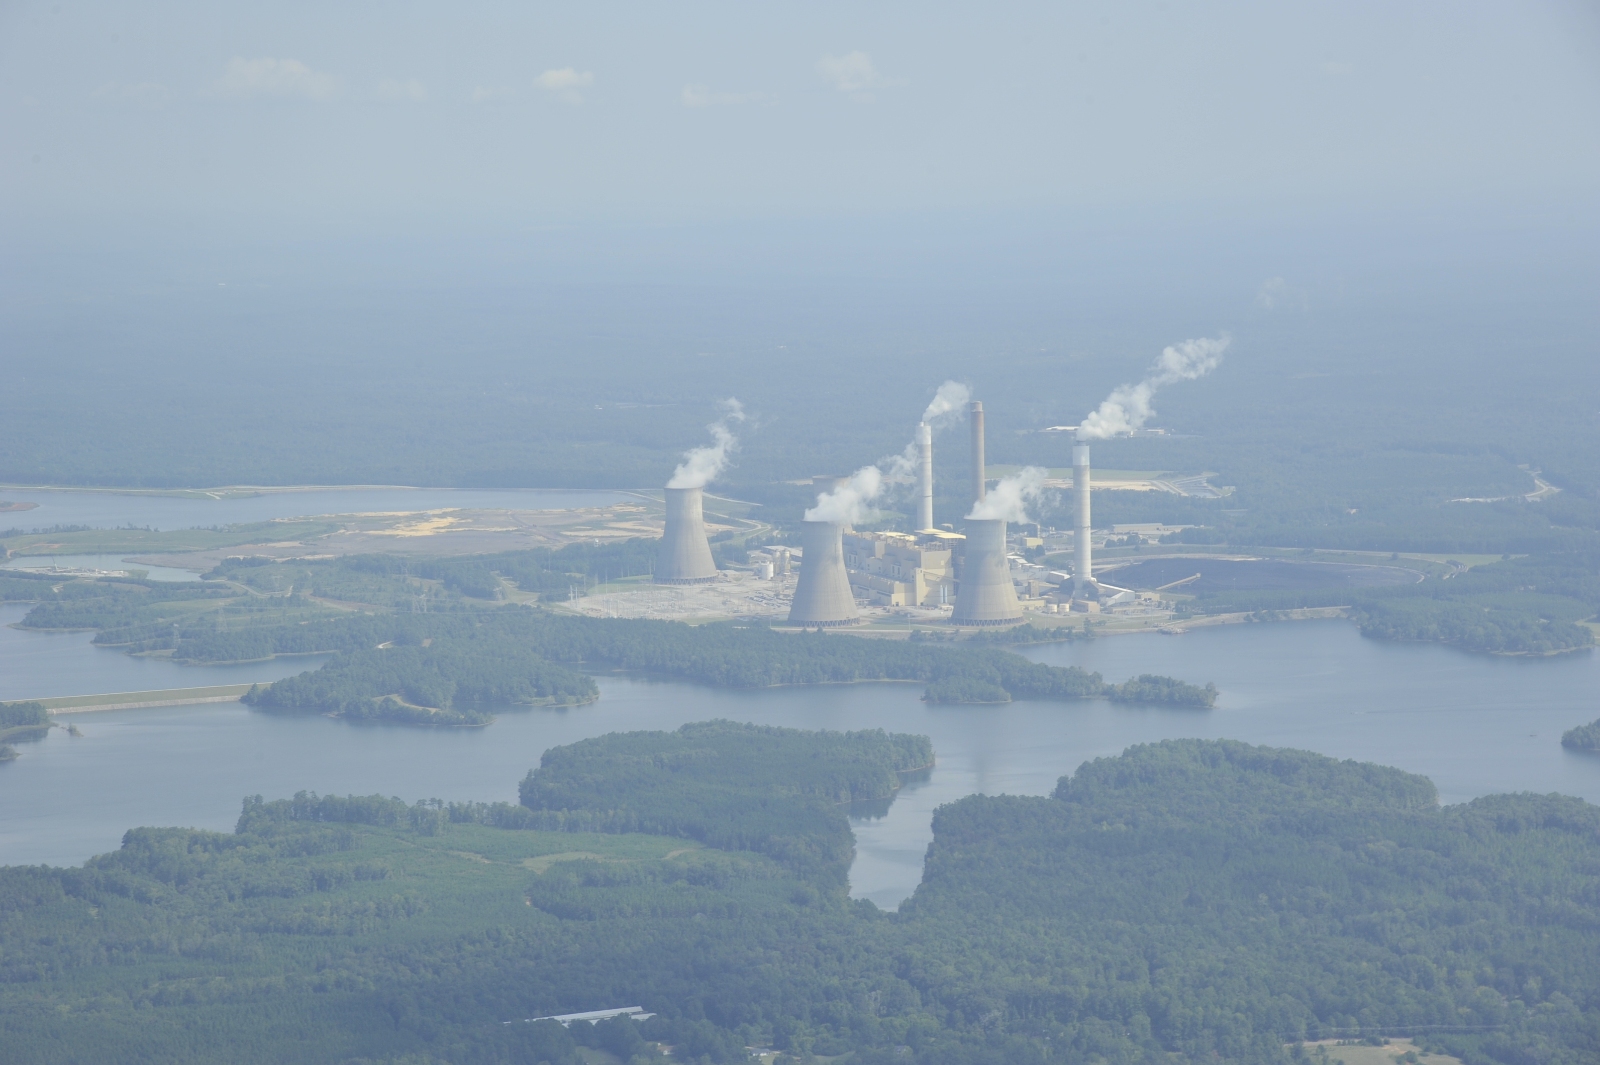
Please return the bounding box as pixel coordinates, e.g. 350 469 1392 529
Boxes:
842 530 960 607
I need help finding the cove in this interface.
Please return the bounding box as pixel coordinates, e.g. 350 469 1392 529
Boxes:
3 619 1598 907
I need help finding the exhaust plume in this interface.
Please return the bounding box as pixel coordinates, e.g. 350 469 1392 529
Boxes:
805 465 884 524
881 380 971 485
967 466 1048 522
667 398 745 488
1077 336 1228 440
921 380 970 428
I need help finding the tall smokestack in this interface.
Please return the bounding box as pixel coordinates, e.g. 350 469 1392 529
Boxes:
952 519 1022 626
1073 440 1092 599
787 521 861 627
917 422 934 532
656 486 719 584
969 400 985 505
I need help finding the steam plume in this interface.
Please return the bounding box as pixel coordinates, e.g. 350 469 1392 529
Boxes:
967 466 1047 522
921 380 970 428
882 380 971 485
1077 336 1227 440
667 398 745 488
805 465 884 524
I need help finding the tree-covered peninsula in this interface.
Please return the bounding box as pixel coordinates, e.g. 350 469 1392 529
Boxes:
1561 716 1600 751
2 731 1598 1064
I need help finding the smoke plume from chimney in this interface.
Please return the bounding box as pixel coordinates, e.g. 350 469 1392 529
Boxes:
667 398 746 488
1077 337 1227 441
967 466 1048 522
804 465 884 524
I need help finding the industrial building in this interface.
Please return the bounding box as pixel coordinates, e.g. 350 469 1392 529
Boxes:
842 529 960 607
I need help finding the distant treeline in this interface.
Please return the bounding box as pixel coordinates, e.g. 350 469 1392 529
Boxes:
1172 551 1599 655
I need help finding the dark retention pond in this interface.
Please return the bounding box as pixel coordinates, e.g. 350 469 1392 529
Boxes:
3 616 1598 909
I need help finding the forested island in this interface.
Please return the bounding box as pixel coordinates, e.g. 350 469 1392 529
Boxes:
1561 717 1600 751
234 610 1216 719
0 700 50 744
2 728 1597 1064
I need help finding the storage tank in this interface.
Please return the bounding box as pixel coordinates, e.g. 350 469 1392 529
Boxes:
787 520 861 626
655 486 719 584
952 518 1022 626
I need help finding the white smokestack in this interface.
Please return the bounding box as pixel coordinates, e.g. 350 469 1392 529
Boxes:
970 400 986 504
1077 337 1227 440
917 422 934 531
667 398 745 488
1073 442 1092 599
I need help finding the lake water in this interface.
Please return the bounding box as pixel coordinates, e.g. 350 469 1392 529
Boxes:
0 486 638 532
3 613 1597 909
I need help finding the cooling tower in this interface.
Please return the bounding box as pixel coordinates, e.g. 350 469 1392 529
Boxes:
969 401 986 504
787 520 861 627
655 486 719 584
917 421 934 532
1073 441 1092 599
952 519 1022 625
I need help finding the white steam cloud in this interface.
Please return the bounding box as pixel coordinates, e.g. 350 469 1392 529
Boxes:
805 466 884 524
967 466 1048 522
1077 336 1228 440
667 398 745 489
921 380 970 428
881 380 971 486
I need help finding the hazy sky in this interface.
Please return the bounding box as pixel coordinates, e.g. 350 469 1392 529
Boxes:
4 1 1598 229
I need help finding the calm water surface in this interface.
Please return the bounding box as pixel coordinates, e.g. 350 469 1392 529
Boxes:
3 618 1597 908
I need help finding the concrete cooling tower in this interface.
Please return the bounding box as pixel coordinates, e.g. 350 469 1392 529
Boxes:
787 520 861 627
655 486 719 584
952 518 1023 626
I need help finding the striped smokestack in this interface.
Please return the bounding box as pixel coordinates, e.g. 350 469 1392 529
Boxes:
969 400 985 504
917 421 934 532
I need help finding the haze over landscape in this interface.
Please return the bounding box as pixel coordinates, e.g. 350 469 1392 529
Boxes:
2 4 1599 1064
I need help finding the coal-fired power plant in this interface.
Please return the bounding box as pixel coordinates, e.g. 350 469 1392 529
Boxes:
917 421 934 532
952 518 1023 625
1073 440 1093 600
787 520 861 626
655 486 719 584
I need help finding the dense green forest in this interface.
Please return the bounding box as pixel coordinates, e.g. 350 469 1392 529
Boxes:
235 608 1216 714
242 630 598 725
2 729 1597 1064
1164 552 1599 655
0 700 51 744
1561 718 1600 751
